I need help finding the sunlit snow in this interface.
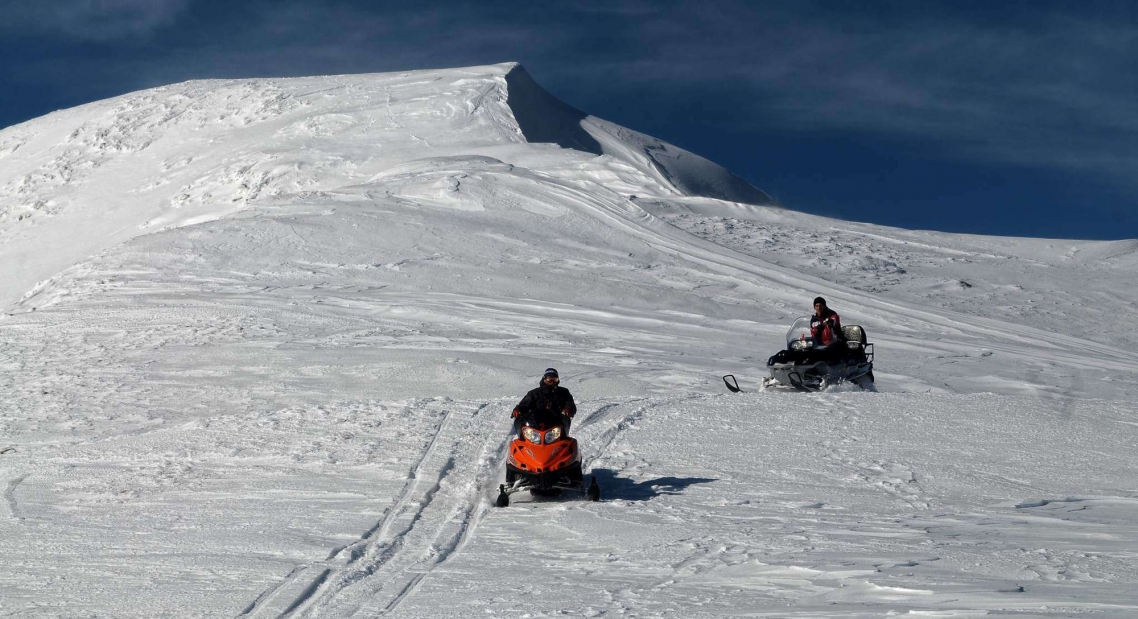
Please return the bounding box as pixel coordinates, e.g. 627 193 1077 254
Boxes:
2 63 1136 618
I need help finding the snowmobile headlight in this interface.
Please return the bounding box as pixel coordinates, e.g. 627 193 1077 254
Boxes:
522 427 542 444
544 427 562 443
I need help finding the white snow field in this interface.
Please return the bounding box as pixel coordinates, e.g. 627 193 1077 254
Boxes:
2 63 1137 618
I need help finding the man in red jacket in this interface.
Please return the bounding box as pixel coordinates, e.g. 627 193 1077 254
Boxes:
810 297 844 346
512 368 577 434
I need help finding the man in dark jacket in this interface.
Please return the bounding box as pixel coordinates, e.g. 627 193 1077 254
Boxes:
810 297 844 346
512 368 577 435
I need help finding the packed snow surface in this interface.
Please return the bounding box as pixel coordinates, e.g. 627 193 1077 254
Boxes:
2 63 1137 618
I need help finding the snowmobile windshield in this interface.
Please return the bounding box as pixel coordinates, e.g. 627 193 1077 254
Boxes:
518 408 563 431
785 316 815 350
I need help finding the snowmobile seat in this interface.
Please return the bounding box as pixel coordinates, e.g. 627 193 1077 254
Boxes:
842 325 867 349
841 325 873 363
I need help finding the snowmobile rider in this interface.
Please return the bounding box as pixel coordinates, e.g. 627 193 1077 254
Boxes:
810 297 844 346
511 368 577 435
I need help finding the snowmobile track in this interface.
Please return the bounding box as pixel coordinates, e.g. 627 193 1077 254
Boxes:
237 400 504 619
346 402 504 617
578 396 698 471
237 566 306 617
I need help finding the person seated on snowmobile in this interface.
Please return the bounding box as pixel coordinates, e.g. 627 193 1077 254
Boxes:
511 368 577 435
810 297 844 346
809 297 849 362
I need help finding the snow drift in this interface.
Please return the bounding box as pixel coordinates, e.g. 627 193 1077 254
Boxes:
0 62 774 311
504 65 778 208
2 63 1138 618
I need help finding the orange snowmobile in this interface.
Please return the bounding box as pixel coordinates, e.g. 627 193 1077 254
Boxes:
496 410 600 507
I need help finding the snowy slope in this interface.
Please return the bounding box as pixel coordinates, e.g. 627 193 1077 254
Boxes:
0 63 775 312
2 64 1137 618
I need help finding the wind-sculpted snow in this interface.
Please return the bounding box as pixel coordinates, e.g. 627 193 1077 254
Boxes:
1 63 1138 617
504 65 778 208
0 62 773 311
643 197 1138 351
0 66 524 310
3 390 1136 616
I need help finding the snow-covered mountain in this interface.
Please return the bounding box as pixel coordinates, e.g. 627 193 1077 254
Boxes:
0 63 774 311
2 63 1137 617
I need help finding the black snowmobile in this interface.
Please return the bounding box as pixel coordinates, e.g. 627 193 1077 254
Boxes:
734 316 874 391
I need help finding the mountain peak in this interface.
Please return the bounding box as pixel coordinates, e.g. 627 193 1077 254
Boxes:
502 64 778 208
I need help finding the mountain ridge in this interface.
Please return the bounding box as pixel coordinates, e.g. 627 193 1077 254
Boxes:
0 62 774 310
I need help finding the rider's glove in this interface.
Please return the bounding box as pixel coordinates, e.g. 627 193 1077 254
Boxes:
511 409 520 419
562 408 574 418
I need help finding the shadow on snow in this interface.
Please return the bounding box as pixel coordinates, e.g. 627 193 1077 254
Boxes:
589 469 716 502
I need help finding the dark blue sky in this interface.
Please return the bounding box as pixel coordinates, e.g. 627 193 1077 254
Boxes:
3 1 1135 239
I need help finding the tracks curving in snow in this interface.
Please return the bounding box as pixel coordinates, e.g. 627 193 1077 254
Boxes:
238 400 506 618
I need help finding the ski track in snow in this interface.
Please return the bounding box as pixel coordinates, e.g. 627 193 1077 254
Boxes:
2 64 1138 617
